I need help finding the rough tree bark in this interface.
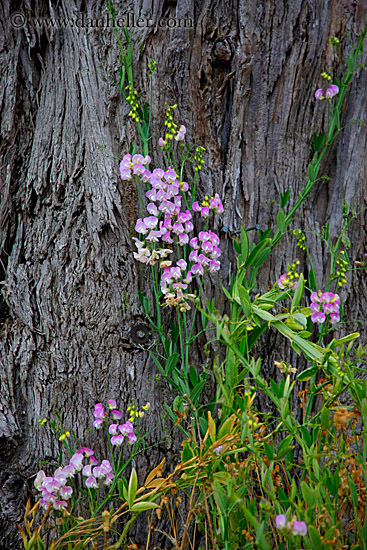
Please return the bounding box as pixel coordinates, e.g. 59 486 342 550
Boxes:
0 0 366 547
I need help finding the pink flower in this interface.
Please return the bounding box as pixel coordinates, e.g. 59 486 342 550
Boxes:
315 88 324 100
82 464 93 477
175 125 186 141
311 311 326 324
159 137 166 147
178 233 189 245
292 520 307 536
275 514 286 529
34 470 46 491
310 302 320 313
109 423 119 435
78 447 94 457
104 472 114 486
330 312 340 325
192 201 201 212
93 403 106 419
53 500 68 511
86 476 98 489
93 418 104 429
59 486 73 499
111 434 124 446
325 84 339 98
200 206 210 218
70 453 84 471
192 263 204 276
277 274 289 289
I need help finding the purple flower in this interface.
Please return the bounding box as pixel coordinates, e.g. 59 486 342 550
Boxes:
292 520 307 536
277 274 289 289
311 311 326 324
111 434 124 446
175 125 186 141
53 499 68 511
104 472 114 486
192 263 204 276
82 464 93 477
310 302 320 313
315 88 324 100
78 447 94 457
178 233 189 245
93 418 104 429
94 403 106 419
201 206 210 218
70 453 84 471
59 486 73 499
275 514 286 529
310 291 320 303
34 470 46 491
325 85 339 98
111 410 123 420
108 399 117 409
86 476 98 489
330 312 340 325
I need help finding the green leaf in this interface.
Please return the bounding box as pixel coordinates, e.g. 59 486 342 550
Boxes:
189 365 198 387
301 481 315 506
128 467 138 509
308 163 316 182
277 210 286 233
291 274 304 311
190 378 207 405
276 435 294 459
240 227 249 262
213 480 228 514
165 353 179 376
280 190 290 208
309 267 316 289
320 407 330 429
264 442 274 461
118 478 127 501
312 131 325 152
137 290 150 315
252 246 272 267
130 502 158 512
308 526 323 549
348 478 358 508
297 364 319 381
245 239 272 268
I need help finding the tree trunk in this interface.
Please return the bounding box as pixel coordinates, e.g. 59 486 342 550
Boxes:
1 0 366 547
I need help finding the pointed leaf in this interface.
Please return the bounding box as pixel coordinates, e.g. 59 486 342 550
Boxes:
128 468 138 509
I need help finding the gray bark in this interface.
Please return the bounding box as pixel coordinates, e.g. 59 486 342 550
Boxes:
1 0 366 547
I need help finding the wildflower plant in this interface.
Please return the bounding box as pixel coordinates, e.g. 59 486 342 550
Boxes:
20 14 367 550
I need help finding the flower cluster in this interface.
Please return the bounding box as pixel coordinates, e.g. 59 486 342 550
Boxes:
93 400 139 445
192 194 224 217
335 251 348 287
277 261 301 290
292 228 306 251
119 153 151 181
121 153 223 311
194 146 205 172
34 448 114 511
315 83 339 100
275 514 307 536
125 84 140 122
310 290 340 325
